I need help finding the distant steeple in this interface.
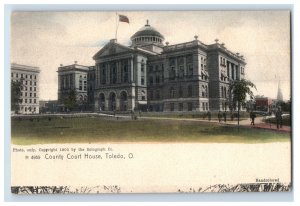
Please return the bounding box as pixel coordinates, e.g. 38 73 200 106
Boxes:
277 80 283 101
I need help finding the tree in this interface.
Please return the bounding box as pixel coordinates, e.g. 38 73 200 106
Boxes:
64 90 78 112
11 80 23 113
229 79 256 130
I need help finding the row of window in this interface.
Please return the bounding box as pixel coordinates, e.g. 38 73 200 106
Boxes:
79 80 87 91
61 74 74 90
220 86 228 98
100 64 129 85
169 64 193 80
21 92 37 97
169 102 209 111
20 106 37 112
148 64 164 73
22 86 37 92
169 55 193 66
22 80 37 86
170 102 193 111
20 99 37 104
149 75 162 85
133 36 163 44
220 56 227 66
11 73 37 80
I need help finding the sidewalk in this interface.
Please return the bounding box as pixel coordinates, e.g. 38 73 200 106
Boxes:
226 116 291 133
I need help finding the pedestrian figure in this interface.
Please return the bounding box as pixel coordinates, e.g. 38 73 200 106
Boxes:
223 111 227 122
139 110 142 118
250 111 256 125
231 113 234 121
207 111 211 121
113 109 116 117
275 108 283 129
218 111 222 123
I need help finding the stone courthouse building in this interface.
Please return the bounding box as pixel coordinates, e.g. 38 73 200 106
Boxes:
59 21 246 112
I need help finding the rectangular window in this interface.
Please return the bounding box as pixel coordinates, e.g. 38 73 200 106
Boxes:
142 96 145 101
30 75 32 79
16 73 19 78
156 75 160 84
84 81 87 91
188 64 193 77
34 99 36 103
170 103 174 111
30 93 32 97
25 93 27 97
11 73 13 78
141 77 145 85
29 99 32 103
179 103 183 111
188 102 193 111
21 74 23 78
149 76 153 85
79 80 83 90
141 64 145 72
34 93 36 97
25 99 27 103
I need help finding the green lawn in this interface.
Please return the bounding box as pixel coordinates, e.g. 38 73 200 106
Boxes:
11 117 290 145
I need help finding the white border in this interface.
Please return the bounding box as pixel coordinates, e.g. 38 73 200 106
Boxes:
1 0 299 205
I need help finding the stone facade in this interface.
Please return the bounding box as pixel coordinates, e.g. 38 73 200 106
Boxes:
57 63 89 110
11 63 40 114
58 21 246 112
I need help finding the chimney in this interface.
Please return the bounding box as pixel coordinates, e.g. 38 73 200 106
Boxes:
166 42 169 46
214 38 219 43
194 35 198 40
60 64 63 67
74 61 78 64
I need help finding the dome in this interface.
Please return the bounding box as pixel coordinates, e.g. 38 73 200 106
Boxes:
131 20 165 47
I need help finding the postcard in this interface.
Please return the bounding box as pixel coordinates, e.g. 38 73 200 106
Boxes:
10 10 291 194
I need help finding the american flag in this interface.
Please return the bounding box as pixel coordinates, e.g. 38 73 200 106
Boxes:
119 14 129 23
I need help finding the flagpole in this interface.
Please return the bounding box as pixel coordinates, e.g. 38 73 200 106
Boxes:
115 12 119 40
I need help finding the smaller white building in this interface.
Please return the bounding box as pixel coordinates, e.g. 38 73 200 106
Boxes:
57 62 89 110
11 63 40 114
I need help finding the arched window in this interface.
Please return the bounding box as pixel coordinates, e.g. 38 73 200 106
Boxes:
170 87 176 98
169 67 175 80
178 86 183 98
179 66 184 79
188 85 193 97
156 90 160 100
221 86 224 98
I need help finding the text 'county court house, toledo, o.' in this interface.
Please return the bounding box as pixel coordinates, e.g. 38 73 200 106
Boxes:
57 20 246 112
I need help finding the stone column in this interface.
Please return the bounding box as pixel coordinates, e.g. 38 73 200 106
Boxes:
106 63 110 84
130 57 134 83
94 98 99 111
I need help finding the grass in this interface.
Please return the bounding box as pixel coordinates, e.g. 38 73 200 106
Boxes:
11 116 290 145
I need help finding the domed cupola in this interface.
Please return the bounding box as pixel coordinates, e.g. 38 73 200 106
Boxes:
131 20 165 47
